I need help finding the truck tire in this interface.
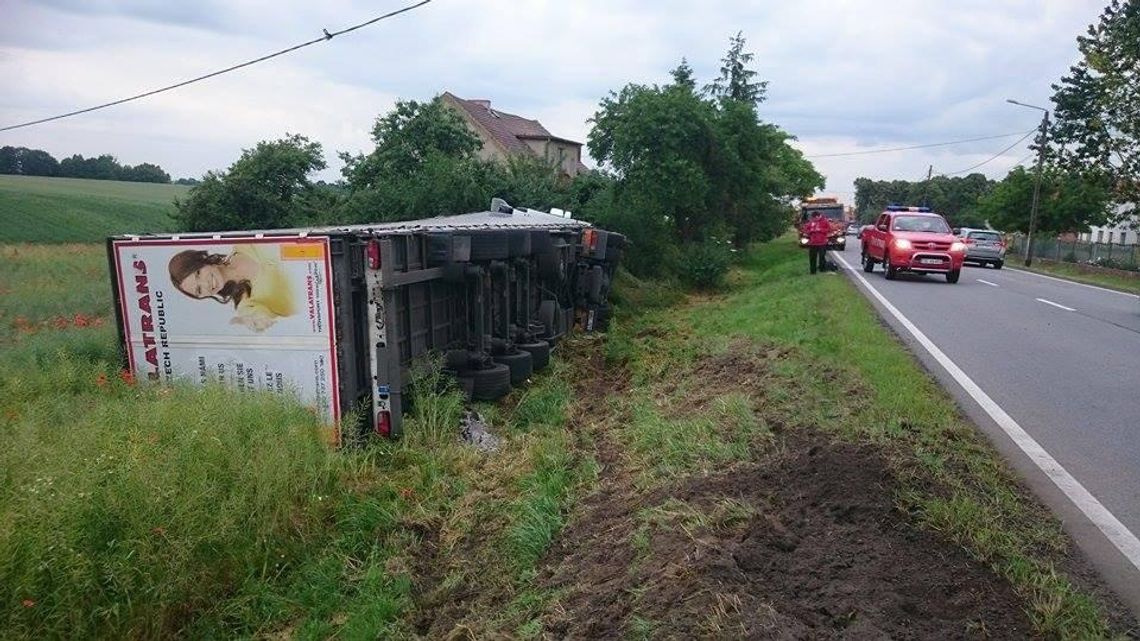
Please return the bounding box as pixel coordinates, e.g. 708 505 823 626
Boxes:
469 232 509 261
516 341 551 371
469 363 512 401
494 350 533 385
587 303 611 332
946 269 961 284
862 252 874 273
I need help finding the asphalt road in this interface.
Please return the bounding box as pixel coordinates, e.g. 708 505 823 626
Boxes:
831 240 1140 609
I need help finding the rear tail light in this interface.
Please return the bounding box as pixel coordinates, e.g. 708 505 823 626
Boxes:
375 410 392 438
367 239 381 270
583 229 598 251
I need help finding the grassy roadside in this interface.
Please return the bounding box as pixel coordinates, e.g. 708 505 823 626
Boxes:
1011 259 1140 295
573 236 1128 638
1 237 1131 638
0 243 593 638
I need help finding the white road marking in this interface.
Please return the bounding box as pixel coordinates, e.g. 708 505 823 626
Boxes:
1036 298 1076 312
1007 266 1140 299
833 252 1140 573
977 279 999 287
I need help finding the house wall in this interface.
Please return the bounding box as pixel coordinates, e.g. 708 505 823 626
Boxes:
1078 208 1139 245
522 139 582 177
441 93 582 177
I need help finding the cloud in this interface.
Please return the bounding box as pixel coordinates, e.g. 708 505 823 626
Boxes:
0 0 1102 197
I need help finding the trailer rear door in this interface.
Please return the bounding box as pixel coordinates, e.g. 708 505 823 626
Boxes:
109 235 341 426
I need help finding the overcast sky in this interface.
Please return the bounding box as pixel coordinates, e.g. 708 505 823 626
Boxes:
0 0 1103 203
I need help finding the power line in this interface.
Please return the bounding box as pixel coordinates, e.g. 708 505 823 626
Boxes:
939 130 1035 176
0 0 433 133
804 130 1035 159
1012 150 1036 167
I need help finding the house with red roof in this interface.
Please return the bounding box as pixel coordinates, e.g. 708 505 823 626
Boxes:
442 92 588 180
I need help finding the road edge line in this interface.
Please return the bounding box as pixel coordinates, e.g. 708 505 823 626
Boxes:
1006 266 1140 299
833 252 1140 572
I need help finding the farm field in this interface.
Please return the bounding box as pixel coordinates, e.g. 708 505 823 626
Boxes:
0 175 186 243
0 237 1134 639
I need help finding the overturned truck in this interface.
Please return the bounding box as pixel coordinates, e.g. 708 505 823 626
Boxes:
107 200 625 439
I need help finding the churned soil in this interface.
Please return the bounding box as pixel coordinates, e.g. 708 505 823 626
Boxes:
538 429 1036 640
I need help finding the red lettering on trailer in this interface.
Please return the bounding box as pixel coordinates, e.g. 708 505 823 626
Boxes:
131 260 160 378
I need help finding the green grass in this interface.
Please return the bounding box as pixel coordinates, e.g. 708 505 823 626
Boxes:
1014 259 1140 295
0 175 186 243
634 236 1116 639
0 241 584 639
0 234 1127 639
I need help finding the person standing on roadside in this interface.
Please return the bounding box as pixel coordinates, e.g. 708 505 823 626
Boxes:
804 211 830 274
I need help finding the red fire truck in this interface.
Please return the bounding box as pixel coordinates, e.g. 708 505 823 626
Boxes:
798 197 848 250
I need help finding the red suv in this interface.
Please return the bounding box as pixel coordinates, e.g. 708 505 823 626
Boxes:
861 206 966 283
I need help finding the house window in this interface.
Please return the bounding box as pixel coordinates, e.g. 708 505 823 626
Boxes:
1121 231 1129 244
1109 231 1115 244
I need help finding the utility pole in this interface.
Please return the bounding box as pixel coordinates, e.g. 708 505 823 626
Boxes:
1007 99 1050 267
922 165 932 207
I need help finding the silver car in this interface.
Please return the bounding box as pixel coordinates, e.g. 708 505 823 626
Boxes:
959 227 1006 268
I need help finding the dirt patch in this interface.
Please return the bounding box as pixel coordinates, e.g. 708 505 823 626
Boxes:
538 429 1037 640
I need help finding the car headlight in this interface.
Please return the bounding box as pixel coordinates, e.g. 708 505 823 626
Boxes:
836 236 846 243
950 242 966 252
799 237 808 245
893 238 912 250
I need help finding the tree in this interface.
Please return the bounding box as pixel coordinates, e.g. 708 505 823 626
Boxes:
119 163 171 183
1049 0 1139 206
341 97 481 190
853 173 997 226
589 37 821 276
705 32 768 106
0 146 19 174
979 165 1112 235
18 149 59 177
670 58 697 91
174 134 327 231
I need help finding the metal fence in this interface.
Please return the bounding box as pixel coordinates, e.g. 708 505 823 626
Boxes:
1008 236 1140 270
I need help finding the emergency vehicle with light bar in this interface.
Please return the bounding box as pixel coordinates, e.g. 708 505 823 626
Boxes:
860 205 966 283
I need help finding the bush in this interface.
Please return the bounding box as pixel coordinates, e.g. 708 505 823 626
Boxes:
677 239 732 290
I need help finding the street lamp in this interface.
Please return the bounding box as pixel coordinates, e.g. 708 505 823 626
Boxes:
1006 99 1050 267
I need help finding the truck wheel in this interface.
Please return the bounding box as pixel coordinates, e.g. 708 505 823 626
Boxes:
516 341 551 371
946 269 961 284
469 363 512 401
494 350 533 385
862 252 874 273
884 258 898 280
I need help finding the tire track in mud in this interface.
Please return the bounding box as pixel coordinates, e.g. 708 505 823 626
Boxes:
535 342 1036 640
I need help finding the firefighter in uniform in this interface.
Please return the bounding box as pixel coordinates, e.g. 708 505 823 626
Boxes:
804 211 830 274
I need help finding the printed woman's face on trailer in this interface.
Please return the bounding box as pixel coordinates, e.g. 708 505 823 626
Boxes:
176 262 225 299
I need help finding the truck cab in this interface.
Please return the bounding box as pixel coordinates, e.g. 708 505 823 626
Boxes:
860 206 966 283
798 198 847 250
